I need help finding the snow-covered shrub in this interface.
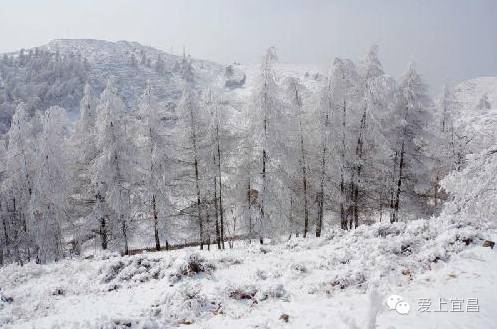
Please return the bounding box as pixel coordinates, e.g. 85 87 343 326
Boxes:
290 262 308 274
51 287 65 296
228 284 258 302
441 146 497 229
329 270 367 291
227 282 289 303
255 269 268 280
0 291 14 311
91 317 161 329
152 282 221 325
284 238 302 250
373 221 405 238
259 246 271 254
98 255 167 287
169 253 216 283
217 255 243 267
256 283 289 302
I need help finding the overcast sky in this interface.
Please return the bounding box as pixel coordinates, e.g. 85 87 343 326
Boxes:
0 0 496 89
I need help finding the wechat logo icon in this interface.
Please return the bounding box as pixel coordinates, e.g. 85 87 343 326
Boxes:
386 295 410 315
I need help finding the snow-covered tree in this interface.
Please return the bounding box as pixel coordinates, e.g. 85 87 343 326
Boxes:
248 47 295 241
136 81 174 250
325 58 361 229
285 77 313 237
1 103 36 264
29 106 70 263
476 93 491 110
70 83 98 246
93 80 135 254
390 63 434 222
173 58 210 249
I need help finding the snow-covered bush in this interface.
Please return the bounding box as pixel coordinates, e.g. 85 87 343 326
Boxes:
256 283 289 302
216 255 243 267
151 282 221 325
168 253 216 283
228 284 258 302
98 255 168 287
442 146 497 229
290 262 308 274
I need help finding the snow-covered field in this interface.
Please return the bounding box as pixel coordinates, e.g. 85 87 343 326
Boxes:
1 216 495 329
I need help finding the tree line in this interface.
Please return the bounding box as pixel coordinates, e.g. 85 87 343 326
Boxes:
0 46 465 265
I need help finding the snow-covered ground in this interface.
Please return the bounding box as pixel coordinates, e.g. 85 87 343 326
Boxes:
1 216 495 329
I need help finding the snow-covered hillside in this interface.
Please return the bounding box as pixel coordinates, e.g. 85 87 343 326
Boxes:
452 77 497 153
41 39 224 110
0 39 326 133
1 216 494 329
0 39 224 131
454 77 497 111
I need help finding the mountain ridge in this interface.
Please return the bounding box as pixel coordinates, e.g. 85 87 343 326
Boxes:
0 39 225 132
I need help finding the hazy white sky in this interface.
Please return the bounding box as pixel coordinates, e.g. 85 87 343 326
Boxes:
0 0 496 88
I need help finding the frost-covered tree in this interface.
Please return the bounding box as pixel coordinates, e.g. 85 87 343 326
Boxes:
351 46 396 225
136 82 174 251
476 93 491 110
285 77 313 237
0 138 7 265
0 48 89 134
390 63 434 222
70 83 98 244
247 47 295 242
93 80 135 254
441 146 497 228
29 106 70 263
1 103 36 264
325 58 361 229
173 58 210 249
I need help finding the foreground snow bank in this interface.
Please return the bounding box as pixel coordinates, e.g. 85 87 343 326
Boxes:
0 216 493 328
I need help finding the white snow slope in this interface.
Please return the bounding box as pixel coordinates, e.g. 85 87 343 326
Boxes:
0 216 495 329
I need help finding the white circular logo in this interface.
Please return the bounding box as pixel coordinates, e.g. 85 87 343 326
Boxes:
386 295 410 315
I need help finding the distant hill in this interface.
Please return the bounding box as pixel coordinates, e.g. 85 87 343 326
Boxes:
0 39 224 133
452 76 497 154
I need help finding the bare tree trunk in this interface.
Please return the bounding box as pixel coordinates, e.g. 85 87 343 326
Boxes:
392 140 405 223
317 109 329 236
247 178 253 240
389 151 398 223
340 101 348 230
214 176 221 249
292 85 310 237
379 201 383 222
194 155 203 250
2 211 9 247
152 195 160 251
300 124 309 238
100 216 107 250
215 122 225 249
434 173 440 207
351 108 367 229
316 147 325 236
121 215 129 255
205 201 211 251
260 110 267 246
189 104 204 250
